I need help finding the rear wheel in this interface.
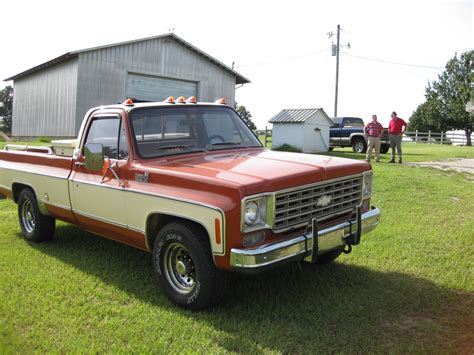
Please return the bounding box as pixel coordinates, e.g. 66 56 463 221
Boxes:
17 188 55 242
380 144 390 154
352 137 367 153
152 221 228 310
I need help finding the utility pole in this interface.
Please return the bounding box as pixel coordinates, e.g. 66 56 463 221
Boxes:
328 25 350 118
334 24 340 118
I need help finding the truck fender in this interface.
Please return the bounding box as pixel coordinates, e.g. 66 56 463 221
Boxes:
11 182 51 216
145 210 225 262
349 133 367 143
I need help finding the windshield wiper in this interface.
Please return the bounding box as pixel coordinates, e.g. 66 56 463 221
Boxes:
210 142 241 146
157 145 201 151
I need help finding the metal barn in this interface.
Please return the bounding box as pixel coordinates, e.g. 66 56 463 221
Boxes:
5 33 249 138
269 108 333 153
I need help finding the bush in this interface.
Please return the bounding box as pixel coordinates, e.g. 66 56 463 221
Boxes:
39 137 52 143
272 144 302 153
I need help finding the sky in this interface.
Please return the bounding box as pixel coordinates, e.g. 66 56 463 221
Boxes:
0 0 472 128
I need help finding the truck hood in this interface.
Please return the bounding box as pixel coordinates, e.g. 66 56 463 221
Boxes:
142 149 371 196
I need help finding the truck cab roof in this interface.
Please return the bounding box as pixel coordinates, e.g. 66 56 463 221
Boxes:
94 98 228 113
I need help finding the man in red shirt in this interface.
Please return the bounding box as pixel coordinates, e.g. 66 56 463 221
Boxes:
364 114 384 162
388 111 407 164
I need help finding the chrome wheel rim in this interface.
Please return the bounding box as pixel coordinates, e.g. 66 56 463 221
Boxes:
354 141 364 152
21 199 36 234
163 242 196 294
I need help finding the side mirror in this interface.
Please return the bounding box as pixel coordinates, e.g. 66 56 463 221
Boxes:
84 143 104 171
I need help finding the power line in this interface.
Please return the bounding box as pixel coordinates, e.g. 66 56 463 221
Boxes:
235 48 328 68
344 53 444 70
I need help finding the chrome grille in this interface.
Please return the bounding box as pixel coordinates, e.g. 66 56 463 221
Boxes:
274 176 362 230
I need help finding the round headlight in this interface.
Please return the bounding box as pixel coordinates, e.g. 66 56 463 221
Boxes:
244 201 259 225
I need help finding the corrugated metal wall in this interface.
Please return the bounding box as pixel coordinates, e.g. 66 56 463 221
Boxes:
75 37 236 133
12 59 78 137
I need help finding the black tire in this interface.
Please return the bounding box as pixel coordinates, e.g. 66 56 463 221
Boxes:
17 188 55 242
152 221 228 310
315 247 343 265
352 137 367 153
380 144 390 154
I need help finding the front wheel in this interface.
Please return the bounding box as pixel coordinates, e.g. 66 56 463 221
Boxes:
153 222 228 310
17 188 55 242
352 137 367 153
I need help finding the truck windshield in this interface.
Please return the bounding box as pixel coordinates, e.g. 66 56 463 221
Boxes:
129 106 262 158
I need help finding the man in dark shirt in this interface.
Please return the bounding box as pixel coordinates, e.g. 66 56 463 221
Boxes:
364 114 384 162
388 111 407 164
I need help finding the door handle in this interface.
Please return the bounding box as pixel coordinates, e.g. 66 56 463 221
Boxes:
74 162 85 167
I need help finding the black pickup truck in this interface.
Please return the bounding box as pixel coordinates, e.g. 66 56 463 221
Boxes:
329 117 390 154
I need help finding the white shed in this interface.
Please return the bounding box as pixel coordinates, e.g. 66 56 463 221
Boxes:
269 108 333 153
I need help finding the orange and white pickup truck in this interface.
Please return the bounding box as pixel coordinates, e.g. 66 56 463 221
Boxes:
0 96 380 310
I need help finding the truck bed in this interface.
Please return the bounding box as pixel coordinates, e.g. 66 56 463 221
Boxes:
0 148 73 207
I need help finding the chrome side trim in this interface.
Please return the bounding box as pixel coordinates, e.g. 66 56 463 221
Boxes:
40 200 72 211
230 207 380 269
129 225 146 234
0 184 11 191
72 209 129 229
0 166 69 181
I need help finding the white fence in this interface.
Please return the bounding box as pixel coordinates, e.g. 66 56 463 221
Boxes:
403 130 472 145
257 128 472 147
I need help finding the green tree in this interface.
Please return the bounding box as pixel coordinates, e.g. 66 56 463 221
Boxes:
235 103 256 130
408 50 473 145
0 85 13 133
408 100 443 132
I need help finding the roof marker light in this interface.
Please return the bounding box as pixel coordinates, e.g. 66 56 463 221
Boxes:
176 96 186 103
215 97 227 105
164 96 175 104
122 98 134 106
186 96 197 104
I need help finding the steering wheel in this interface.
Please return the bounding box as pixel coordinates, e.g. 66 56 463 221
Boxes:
208 134 226 143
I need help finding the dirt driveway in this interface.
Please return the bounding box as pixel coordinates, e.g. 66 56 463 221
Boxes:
406 158 474 174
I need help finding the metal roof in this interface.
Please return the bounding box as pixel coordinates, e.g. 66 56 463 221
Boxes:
269 108 332 124
4 33 250 84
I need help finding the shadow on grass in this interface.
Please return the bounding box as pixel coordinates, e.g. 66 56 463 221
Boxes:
30 225 472 353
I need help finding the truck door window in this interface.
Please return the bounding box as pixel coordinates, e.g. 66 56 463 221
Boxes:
85 117 120 159
343 117 364 127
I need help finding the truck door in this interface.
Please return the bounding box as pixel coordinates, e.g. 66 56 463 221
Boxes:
69 113 131 243
329 118 343 145
343 117 365 144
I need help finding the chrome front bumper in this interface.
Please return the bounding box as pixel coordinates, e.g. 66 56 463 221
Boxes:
230 207 380 271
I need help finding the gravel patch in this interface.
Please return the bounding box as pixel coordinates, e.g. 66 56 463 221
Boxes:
405 158 474 174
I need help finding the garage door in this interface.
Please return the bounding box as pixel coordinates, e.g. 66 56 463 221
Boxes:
126 73 197 102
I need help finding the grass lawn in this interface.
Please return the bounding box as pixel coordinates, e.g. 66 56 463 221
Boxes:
0 144 473 353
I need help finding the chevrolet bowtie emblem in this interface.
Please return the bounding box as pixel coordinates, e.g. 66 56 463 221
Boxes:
316 194 332 207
